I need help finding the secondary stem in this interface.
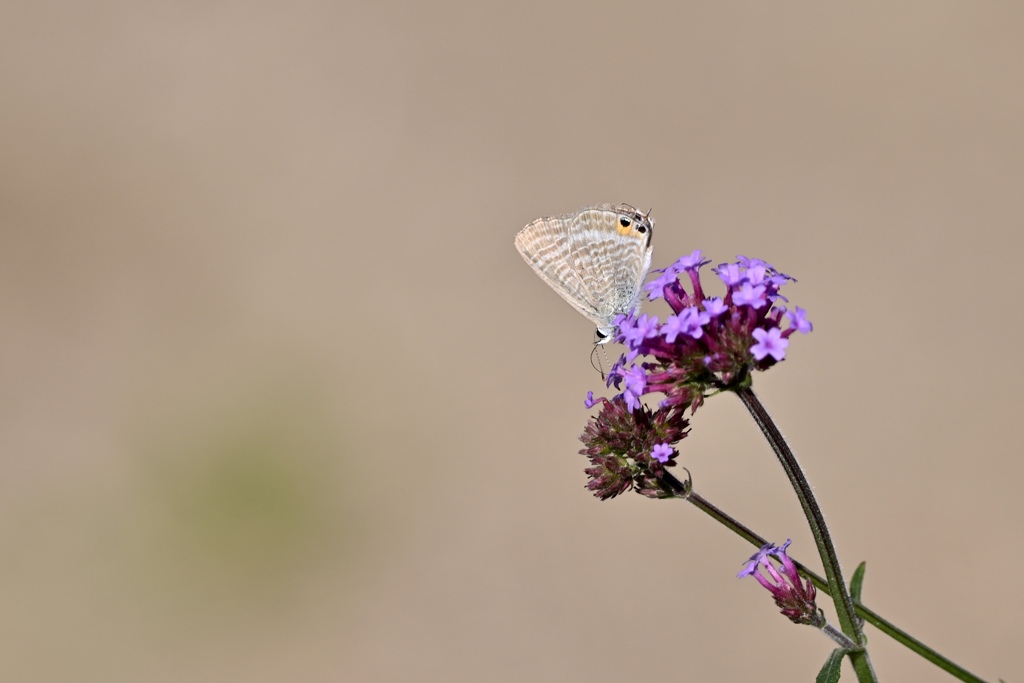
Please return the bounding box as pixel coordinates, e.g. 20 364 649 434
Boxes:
663 480 990 683
734 387 877 683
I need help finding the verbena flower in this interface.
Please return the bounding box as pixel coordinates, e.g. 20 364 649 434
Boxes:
579 395 689 500
607 251 811 411
580 251 809 500
737 540 821 626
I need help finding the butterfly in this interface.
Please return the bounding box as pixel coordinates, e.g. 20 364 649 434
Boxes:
514 204 654 344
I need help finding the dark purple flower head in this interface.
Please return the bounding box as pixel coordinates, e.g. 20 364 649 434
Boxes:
737 540 821 626
579 396 690 500
598 253 810 413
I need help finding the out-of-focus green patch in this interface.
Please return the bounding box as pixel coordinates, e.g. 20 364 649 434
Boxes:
126 383 357 627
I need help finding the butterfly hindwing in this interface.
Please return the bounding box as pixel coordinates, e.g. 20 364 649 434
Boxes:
566 206 652 326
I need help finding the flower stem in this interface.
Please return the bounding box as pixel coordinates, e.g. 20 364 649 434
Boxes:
822 624 859 650
734 387 877 683
658 475 991 683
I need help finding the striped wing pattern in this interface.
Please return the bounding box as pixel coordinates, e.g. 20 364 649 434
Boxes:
514 204 654 336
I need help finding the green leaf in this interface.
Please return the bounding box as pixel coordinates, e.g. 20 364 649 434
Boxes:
816 649 845 683
849 561 867 602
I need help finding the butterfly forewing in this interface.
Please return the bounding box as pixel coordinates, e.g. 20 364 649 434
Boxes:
514 213 605 325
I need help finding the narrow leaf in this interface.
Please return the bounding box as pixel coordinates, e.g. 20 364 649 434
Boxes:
816 648 845 683
849 561 867 602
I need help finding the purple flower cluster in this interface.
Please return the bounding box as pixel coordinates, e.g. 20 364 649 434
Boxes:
580 251 811 499
578 395 689 500
737 540 821 626
607 251 812 412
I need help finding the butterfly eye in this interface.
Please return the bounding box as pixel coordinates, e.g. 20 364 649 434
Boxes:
619 216 632 228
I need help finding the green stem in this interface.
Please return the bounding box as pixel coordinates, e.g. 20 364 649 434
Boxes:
822 624 859 650
734 387 877 683
662 478 990 683
851 604 986 683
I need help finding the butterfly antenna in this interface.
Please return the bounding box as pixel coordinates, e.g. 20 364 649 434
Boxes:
590 336 613 380
590 342 607 380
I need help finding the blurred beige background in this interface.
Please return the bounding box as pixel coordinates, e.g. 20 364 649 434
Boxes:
1 1 1021 681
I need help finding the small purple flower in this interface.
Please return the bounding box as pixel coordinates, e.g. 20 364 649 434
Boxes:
622 364 647 412
650 443 674 463
738 540 820 626
678 249 710 271
683 307 711 338
636 314 660 339
746 265 768 285
715 263 745 287
584 391 603 409
644 269 680 301
733 282 767 309
665 307 710 342
621 313 659 348
736 255 772 270
787 306 813 334
661 314 686 343
751 327 789 361
737 542 780 578
605 356 627 392
612 310 637 343
702 297 727 317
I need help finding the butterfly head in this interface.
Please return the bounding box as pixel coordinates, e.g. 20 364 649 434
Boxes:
612 204 655 247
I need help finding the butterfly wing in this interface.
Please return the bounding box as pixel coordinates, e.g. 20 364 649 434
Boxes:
515 205 655 338
566 206 654 327
514 212 607 327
